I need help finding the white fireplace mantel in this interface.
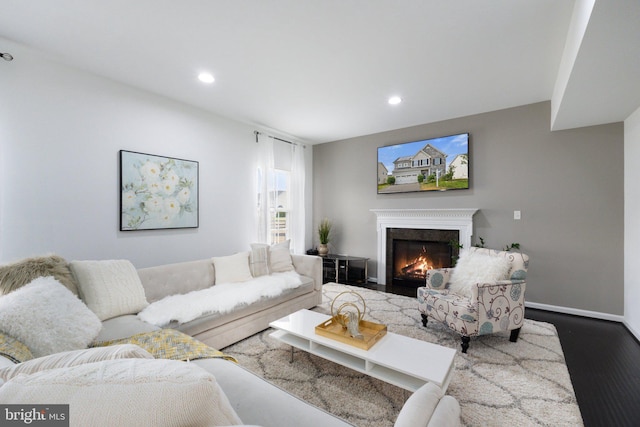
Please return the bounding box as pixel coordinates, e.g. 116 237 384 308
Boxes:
370 208 478 284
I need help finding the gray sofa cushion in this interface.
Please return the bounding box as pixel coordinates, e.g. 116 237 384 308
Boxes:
95 315 161 342
137 259 214 303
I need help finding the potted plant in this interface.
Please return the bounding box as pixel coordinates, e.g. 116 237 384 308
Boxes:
317 218 332 256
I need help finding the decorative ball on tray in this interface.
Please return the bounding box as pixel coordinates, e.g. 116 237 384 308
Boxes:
330 291 367 339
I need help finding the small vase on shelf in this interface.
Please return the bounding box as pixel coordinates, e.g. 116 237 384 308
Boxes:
318 243 329 256
317 218 332 257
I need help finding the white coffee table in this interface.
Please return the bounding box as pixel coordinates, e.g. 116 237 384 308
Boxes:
269 309 456 392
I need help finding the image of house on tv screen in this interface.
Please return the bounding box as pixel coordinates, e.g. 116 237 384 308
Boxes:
377 133 469 194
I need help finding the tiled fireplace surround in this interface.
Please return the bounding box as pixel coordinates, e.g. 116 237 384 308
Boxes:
371 209 478 285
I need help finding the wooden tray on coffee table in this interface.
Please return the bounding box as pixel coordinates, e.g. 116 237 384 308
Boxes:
315 316 387 350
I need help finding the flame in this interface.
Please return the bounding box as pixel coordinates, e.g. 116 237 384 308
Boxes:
399 246 434 279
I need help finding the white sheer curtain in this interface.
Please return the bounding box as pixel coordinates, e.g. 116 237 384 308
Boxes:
255 132 306 253
289 143 306 254
256 133 275 244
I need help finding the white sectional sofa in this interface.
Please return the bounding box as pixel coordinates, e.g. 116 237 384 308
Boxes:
0 251 460 427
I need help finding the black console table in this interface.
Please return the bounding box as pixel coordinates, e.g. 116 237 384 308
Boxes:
322 254 369 285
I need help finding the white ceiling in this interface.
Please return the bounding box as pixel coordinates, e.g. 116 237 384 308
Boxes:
1 0 639 144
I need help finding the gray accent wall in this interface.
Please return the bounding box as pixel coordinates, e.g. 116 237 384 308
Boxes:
313 102 624 315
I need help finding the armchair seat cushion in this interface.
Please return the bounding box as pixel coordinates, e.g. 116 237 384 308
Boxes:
418 287 479 336
418 288 476 319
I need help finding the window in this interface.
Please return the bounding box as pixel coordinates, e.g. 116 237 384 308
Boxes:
412 159 430 167
269 169 290 244
257 134 305 252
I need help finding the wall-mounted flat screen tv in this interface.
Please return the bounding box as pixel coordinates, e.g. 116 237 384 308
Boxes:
377 132 469 194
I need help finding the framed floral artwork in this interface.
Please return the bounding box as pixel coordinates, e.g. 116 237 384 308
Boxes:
120 150 199 231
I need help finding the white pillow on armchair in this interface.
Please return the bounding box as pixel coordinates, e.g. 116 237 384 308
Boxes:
448 250 511 298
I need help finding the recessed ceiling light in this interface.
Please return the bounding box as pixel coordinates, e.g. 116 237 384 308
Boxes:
198 72 215 84
388 96 402 105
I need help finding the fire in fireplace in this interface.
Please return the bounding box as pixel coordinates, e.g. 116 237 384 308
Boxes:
386 228 459 288
394 241 449 280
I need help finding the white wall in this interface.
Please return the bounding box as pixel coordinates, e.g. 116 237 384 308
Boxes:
0 39 312 268
624 106 640 339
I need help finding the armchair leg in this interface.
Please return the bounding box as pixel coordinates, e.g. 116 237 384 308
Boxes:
461 336 470 353
420 313 428 327
510 327 521 343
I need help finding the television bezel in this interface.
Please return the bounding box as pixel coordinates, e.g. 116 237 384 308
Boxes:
376 132 470 194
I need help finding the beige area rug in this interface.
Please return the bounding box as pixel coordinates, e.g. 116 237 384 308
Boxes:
222 283 583 427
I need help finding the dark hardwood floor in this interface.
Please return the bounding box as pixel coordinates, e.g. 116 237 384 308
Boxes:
355 282 640 427
525 308 640 427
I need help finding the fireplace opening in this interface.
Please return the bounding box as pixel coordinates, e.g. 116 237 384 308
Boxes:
386 228 459 288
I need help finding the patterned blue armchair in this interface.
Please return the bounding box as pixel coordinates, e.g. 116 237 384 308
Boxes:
417 247 529 353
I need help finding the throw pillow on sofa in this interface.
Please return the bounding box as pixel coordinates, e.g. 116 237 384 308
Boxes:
0 254 79 296
0 277 102 357
70 259 149 321
249 243 270 277
269 240 295 273
249 240 295 276
212 251 253 284
0 344 154 381
0 358 244 427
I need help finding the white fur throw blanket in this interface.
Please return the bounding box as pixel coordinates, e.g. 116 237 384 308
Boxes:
138 271 303 327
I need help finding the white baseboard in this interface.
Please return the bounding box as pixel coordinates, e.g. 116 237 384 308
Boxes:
525 301 624 323
368 283 631 326
623 320 640 342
